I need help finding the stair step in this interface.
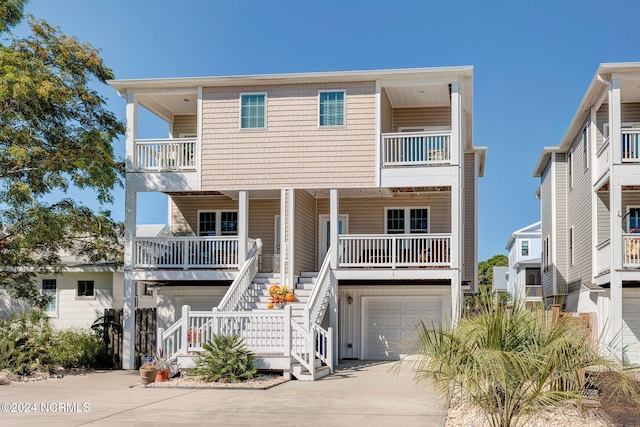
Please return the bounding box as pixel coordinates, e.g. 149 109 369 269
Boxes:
292 364 331 381
299 271 319 278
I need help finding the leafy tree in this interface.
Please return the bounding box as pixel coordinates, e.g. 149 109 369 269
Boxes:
398 298 638 427
478 254 508 287
0 0 124 307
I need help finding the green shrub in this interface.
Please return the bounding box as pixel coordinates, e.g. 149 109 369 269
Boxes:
191 334 258 382
50 329 106 369
0 310 55 375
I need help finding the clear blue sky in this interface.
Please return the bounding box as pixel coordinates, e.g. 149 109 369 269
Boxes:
20 0 640 261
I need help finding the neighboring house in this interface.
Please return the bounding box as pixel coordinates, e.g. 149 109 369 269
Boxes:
492 266 508 300
109 67 486 377
505 221 542 308
0 258 124 330
533 62 640 364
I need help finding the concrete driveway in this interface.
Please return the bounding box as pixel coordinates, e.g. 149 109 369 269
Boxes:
0 361 448 426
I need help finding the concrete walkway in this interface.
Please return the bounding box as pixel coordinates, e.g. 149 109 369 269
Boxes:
0 361 448 426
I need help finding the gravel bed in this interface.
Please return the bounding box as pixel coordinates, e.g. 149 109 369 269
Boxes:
134 373 289 390
445 397 613 427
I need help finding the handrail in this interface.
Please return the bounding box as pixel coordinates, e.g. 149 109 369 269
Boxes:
217 239 263 311
157 318 184 357
134 137 197 171
290 320 313 374
311 321 333 373
304 251 332 326
382 130 451 166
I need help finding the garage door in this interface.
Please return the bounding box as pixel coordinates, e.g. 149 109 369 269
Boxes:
622 300 640 365
363 297 442 360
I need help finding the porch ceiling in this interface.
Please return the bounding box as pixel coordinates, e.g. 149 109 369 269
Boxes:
621 79 640 103
138 93 198 119
384 84 450 108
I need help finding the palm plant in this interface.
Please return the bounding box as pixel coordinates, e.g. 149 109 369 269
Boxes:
191 334 258 383
398 298 638 427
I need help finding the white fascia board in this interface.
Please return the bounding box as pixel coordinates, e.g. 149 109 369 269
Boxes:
533 147 563 177
108 66 473 95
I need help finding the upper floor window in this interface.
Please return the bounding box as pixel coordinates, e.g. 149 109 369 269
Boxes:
240 93 266 129
319 91 345 127
385 207 429 234
568 226 574 266
582 127 588 171
42 279 57 313
521 240 529 257
198 211 238 236
568 149 574 189
543 236 551 273
627 207 640 232
77 280 94 297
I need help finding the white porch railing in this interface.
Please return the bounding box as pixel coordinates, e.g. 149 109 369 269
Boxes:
134 236 252 269
623 235 640 268
622 130 640 162
157 305 290 356
596 239 611 275
304 252 332 325
382 131 451 166
595 138 610 181
338 233 451 268
218 239 263 311
134 138 197 171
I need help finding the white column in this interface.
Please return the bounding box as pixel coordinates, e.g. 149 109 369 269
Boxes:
590 108 598 281
330 272 338 364
288 189 295 288
450 82 461 166
609 79 623 360
122 273 135 369
196 86 203 190
125 94 138 172
330 189 339 268
238 190 248 265
280 189 287 287
450 172 461 322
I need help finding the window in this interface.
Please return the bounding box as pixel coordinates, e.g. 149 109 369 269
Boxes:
582 127 588 171
521 240 529 257
627 207 640 232
42 279 56 312
543 236 551 273
568 149 573 189
77 280 94 297
198 211 238 236
385 207 429 234
568 226 574 266
319 91 345 127
603 123 609 140
240 93 265 129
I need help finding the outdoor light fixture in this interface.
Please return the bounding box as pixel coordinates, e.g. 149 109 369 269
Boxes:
347 295 353 305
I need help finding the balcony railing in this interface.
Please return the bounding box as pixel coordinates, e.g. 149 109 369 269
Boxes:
525 285 542 298
134 138 197 172
338 233 451 268
382 131 451 166
134 236 250 269
624 234 640 268
622 129 640 162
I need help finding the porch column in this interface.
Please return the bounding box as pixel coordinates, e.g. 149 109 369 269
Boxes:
450 82 461 166
280 189 288 288
122 92 138 370
238 190 248 265
123 186 137 369
609 79 623 360
330 189 339 268
450 172 462 322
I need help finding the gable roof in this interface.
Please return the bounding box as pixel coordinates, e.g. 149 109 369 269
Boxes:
505 221 541 250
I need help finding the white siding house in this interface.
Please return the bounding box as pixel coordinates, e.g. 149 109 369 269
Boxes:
505 222 542 306
109 67 486 377
534 62 640 365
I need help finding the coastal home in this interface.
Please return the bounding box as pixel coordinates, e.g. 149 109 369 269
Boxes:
505 221 542 308
0 257 124 330
109 67 486 378
533 62 640 364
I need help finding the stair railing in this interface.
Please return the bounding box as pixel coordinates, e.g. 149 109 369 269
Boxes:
217 238 263 312
303 251 332 326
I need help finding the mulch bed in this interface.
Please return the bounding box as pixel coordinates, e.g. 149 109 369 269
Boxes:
590 371 640 427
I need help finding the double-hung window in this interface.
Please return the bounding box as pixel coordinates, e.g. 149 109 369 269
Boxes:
240 93 266 129
385 207 429 234
77 280 94 297
319 91 345 127
198 211 238 236
42 279 57 313
521 240 529 257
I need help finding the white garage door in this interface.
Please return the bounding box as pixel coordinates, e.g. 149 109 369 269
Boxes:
363 296 442 360
622 300 640 365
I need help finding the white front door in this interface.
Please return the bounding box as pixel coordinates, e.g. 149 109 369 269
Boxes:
319 214 348 268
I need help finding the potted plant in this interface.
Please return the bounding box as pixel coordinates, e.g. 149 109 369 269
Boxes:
154 350 172 382
139 357 157 384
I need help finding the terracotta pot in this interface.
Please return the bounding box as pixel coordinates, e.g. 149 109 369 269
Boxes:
162 368 170 380
155 370 166 382
140 368 157 384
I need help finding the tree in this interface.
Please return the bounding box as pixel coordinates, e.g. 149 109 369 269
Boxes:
0 1 125 307
478 253 508 287
398 298 638 427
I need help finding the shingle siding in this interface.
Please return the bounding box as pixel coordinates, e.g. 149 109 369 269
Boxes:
294 190 317 273
172 115 197 137
392 106 451 132
200 82 377 190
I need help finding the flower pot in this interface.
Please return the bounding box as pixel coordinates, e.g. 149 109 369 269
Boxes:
155 370 166 382
140 368 157 384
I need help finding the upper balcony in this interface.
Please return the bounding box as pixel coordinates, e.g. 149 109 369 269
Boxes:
596 130 640 185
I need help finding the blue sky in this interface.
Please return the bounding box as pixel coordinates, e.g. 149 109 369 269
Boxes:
19 0 640 261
